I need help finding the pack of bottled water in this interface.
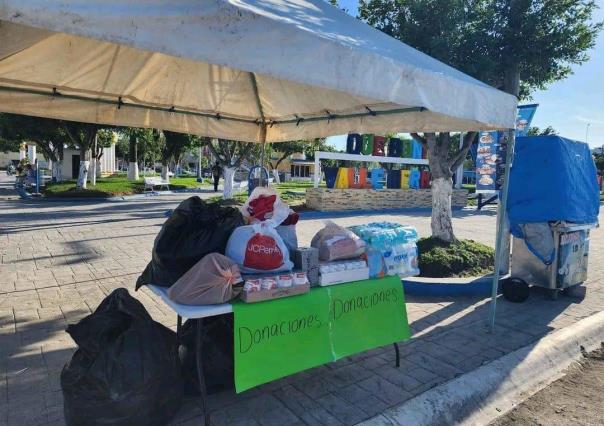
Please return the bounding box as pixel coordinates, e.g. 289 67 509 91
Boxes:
349 222 420 278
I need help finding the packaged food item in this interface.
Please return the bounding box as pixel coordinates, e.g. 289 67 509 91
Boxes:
261 278 278 290
311 221 366 261
277 274 293 288
226 222 293 274
293 272 308 286
244 279 261 293
318 260 370 286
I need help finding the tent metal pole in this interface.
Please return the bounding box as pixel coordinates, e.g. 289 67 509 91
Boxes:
489 128 516 332
249 72 268 186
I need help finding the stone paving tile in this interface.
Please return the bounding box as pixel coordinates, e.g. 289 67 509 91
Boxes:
1 189 603 425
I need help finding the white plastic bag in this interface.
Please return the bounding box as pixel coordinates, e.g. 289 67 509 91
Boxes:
226 223 293 274
240 186 290 227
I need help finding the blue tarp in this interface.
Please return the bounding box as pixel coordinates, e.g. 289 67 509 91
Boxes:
507 136 599 236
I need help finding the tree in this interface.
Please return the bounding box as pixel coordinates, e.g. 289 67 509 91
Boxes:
527 126 558 136
162 131 195 182
359 0 602 241
204 139 255 199
267 141 309 170
88 129 116 185
0 113 67 181
61 121 100 189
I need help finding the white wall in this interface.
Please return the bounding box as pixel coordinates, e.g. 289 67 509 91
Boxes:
99 145 116 174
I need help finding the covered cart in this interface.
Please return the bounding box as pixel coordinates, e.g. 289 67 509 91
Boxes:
505 136 600 301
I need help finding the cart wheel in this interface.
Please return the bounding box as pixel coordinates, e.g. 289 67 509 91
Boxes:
547 289 560 301
563 284 586 299
502 278 529 303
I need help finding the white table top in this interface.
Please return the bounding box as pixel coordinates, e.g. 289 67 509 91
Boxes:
147 285 233 319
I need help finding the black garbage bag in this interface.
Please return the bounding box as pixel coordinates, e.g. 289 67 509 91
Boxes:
179 316 234 396
136 196 244 288
61 288 183 426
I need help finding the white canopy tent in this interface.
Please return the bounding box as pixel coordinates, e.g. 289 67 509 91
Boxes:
0 0 517 333
0 0 516 143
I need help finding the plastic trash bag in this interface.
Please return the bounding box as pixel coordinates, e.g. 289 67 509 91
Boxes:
168 253 243 305
178 316 234 396
61 288 183 426
311 221 366 261
136 196 243 288
226 222 294 273
240 186 290 226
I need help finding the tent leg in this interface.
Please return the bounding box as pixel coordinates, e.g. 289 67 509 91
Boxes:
196 318 210 426
259 140 266 187
489 129 516 333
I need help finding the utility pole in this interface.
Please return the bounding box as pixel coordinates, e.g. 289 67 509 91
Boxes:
586 123 590 144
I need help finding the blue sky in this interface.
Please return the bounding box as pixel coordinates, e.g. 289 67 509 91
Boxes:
329 0 604 148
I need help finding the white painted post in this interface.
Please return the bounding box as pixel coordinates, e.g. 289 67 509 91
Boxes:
314 152 320 188
27 144 36 162
455 132 464 189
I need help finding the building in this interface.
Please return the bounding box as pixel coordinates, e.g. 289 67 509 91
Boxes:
0 142 116 177
61 146 116 179
272 152 317 181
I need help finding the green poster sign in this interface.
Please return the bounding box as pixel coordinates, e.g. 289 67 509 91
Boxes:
233 276 410 392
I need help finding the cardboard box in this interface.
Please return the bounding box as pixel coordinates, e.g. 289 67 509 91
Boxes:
241 282 310 303
318 267 370 286
290 247 319 285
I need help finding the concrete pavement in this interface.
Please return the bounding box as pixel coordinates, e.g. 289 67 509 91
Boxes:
1 189 603 425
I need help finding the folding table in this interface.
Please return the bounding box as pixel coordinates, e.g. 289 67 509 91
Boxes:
148 284 402 426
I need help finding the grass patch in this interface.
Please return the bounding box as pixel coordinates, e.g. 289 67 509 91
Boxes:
207 182 312 210
417 237 494 278
43 174 209 198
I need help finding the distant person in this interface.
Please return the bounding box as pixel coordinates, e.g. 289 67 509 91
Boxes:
211 161 221 192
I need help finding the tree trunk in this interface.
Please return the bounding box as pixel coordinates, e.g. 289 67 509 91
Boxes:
503 62 520 98
272 169 281 184
76 147 88 189
161 163 170 183
222 166 236 199
128 134 139 181
77 161 89 189
431 177 455 242
52 160 62 182
89 159 97 186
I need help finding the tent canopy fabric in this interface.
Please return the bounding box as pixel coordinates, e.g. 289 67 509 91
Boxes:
507 136 600 235
0 0 517 142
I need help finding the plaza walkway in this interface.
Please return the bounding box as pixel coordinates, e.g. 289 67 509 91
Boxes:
1 190 603 425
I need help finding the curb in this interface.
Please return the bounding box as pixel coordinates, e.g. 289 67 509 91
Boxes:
402 275 494 297
18 187 218 202
359 310 604 426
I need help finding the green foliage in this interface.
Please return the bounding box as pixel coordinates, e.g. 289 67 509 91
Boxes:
594 154 604 175
527 125 558 136
359 0 602 98
43 175 206 197
204 138 257 168
417 237 494 277
0 113 67 161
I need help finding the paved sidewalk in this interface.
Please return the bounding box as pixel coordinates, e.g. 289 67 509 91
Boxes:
1 195 603 426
